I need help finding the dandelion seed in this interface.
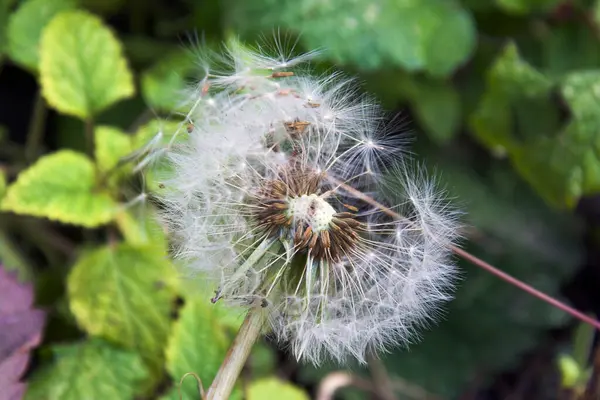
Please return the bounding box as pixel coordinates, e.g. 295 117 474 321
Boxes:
147 37 461 365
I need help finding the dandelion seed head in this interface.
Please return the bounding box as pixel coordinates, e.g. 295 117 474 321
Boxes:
145 35 461 365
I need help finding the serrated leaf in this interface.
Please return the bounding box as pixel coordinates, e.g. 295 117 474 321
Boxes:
165 296 231 400
6 0 76 71
39 10 134 119
141 50 196 111
67 244 177 380
470 43 556 151
411 79 461 143
229 0 475 76
247 378 309 400
1 150 117 227
95 126 132 173
25 339 148 400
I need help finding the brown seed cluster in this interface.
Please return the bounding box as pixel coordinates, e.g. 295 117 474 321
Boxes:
254 166 363 263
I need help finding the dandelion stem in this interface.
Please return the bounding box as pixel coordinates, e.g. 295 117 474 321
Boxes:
328 176 600 332
206 305 266 400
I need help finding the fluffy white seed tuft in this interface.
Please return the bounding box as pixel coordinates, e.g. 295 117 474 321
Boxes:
145 37 461 365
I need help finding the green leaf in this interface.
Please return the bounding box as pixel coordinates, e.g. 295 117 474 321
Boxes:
115 206 168 253
497 0 562 14
39 10 134 119
7 0 76 71
229 0 475 76
470 43 556 151
1 150 117 227
95 126 132 173
541 23 600 79
247 378 309 400
411 79 461 143
557 355 582 389
165 295 232 399
0 0 15 60
0 167 6 199
481 69 600 207
141 50 196 111
67 244 178 380
556 71 600 203
26 339 149 400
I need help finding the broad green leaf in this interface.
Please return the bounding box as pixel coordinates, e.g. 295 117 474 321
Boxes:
7 0 76 71
68 244 178 380
594 0 600 26
492 70 600 207
95 126 132 173
247 378 309 400
25 339 148 400
541 23 600 79
556 71 600 202
229 0 475 76
470 43 556 151
141 50 196 111
497 0 562 14
1 150 117 227
115 207 168 253
0 0 15 60
165 296 231 399
411 79 461 143
39 10 134 119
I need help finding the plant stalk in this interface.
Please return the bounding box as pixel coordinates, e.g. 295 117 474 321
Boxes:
206 305 266 400
25 89 48 164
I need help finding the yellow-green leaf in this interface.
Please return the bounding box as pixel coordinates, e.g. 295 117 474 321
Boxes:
25 339 149 400
115 207 168 252
165 296 231 400
68 244 177 381
95 125 132 173
0 167 6 199
141 50 196 111
7 0 76 71
39 10 134 119
1 150 117 227
247 378 309 400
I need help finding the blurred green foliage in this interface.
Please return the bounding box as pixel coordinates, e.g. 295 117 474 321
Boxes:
0 0 593 398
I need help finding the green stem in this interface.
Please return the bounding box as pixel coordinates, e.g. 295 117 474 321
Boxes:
85 118 95 160
206 306 266 400
25 89 48 163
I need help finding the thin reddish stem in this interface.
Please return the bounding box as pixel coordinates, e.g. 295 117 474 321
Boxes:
329 176 600 331
451 245 600 331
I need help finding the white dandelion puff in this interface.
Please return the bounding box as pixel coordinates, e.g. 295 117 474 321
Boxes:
147 37 461 365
